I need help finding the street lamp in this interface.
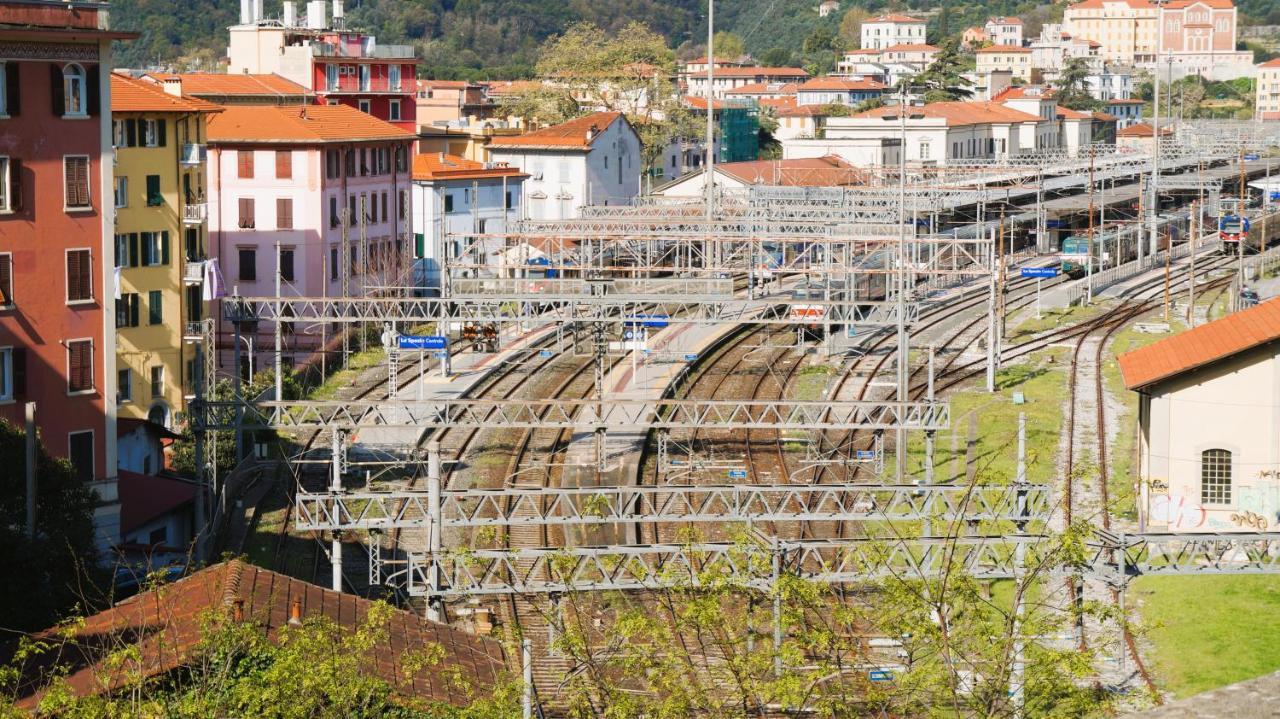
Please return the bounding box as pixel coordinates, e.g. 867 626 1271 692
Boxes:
238 335 254 381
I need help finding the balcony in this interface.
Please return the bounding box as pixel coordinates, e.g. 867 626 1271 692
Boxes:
184 260 205 286
324 75 405 94
183 321 206 343
181 143 207 166
310 41 415 59
183 202 207 225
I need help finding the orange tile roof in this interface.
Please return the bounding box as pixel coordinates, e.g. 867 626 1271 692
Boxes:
989 16 1024 24
882 44 940 53
487 111 624 151
111 73 222 114
726 81 799 95
1117 121 1172 137
855 100 1043 127
1120 297 1280 389
1260 58 1280 69
1092 111 1119 121
412 152 528 181
777 104 835 117
866 13 924 23
484 80 547 96
207 104 414 145
714 156 866 187
844 49 883 56
993 85 1057 101
798 77 887 92
148 72 311 98
1057 106 1093 120
417 79 471 90
1108 98 1145 104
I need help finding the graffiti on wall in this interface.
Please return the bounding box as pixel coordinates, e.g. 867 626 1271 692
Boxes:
1230 510 1269 530
1150 494 1207 529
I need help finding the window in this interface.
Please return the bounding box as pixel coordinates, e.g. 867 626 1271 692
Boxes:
1201 449 1232 505
238 198 255 229
381 192 388 223
67 340 93 393
277 198 294 230
389 64 401 91
358 65 371 92
150 365 164 397
66 249 92 302
280 248 295 282
326 63 339 91
0 62 11 117
0 156 10 212
117 368 131 403
141 231 170 266
444 193 454 213
399 190 407 220
395 146 407 173
145 174 162 206
238 247 256 281
64 155 90 209
0 253 11 306
62 63 87 117
329 196 340 228
326 150 340 179
237 150 254 179
142 119 165 147
275 150 292 179
359 99 371 114
330 247 338 280
68 431 93 482
389 99 401 121
115 292 139 328
114 177 128 208
506 190 515 210
0 347 11 401
148 290 163 325
345 149 356 176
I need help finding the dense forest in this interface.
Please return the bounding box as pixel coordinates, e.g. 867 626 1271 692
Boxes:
112 0 1280 77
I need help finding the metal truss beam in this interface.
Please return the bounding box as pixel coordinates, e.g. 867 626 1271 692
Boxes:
447 277 734 301
221 295 919 326
1098 531 1280 580
294 483 1052 531
194 397 950 432
515 218 912 239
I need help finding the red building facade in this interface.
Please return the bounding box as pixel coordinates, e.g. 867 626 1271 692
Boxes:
0 0 134 549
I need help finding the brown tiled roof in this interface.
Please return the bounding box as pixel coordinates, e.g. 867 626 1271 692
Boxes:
798 77 887 92
1260 58 1280 69
2 560 508 709
989 16 1024 24
708 66 810 78
1117 121 1172 137
993 85 1057 101
882 43 940 53
1092 111 1119 121
855 100 1042 127
866 13 924 23
487 111 624 150
683 95 731 111
715 156 866 187
777 103 835 117
725 81 799 95
413 152 528 181
1119 297 1280 389
207 104 414 144
111 73 222 114
1057 106 1093 120
147 72 311 98
977 45 1032 53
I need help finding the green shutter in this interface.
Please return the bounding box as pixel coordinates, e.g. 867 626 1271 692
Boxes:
148 290 162 325
161 231 170 265
415 233 425 259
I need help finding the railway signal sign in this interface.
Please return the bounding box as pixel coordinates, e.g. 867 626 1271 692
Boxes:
399 335 448 350
625 314 671 329
683 353 699 362
856 450 876 460
539 350 553 358
727 469 748 479
1245 153 1260 161
869 670 895 682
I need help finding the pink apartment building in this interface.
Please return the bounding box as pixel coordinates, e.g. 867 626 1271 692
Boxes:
205 104 414 375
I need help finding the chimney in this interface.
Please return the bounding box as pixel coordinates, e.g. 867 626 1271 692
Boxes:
586 124 599 142
161 77 183 97
332 0 344 28
283 0 296 26
239 0 251 24
232 599 245 622
306 0 325 30
288 597 303 626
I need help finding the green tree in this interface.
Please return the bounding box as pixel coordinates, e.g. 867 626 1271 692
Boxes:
838 7 871 49
759 47 795 67
712 31 746 60
0 420 101 633
1056 57 1104 112
911 41 974 102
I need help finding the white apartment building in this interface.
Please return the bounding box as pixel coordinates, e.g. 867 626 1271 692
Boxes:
985 16 1024 46
861 14 927 51
976 45 1034 81
1062 0 1253 79
685 66 810 99
1258 58 1280 120
1029 24 1103 79
487 112 641 220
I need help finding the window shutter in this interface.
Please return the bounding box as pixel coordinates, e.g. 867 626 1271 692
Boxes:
238 150 254 179
157 119 167 147
86 64 100 116
161 231 170 265
66 250 81 300
129 233 139 267
381 193 388 223
130 294 139 327
49 64 63 116
12 348 25 396
125 118 137 147
5 62 19 116
140 233 153 265
277 198 292 230
9 159 22 212
0 254 10 305
275 150 291 179
239 197 255 228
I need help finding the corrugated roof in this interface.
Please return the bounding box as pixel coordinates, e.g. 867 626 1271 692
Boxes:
412 153 527 181
111 73 222 114
206 104 414 144
487 111 624 150
148 72 311 98
1119 296 1280 389
2 560 508 708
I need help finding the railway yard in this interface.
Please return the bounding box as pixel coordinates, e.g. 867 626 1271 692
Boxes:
198 122 1280 714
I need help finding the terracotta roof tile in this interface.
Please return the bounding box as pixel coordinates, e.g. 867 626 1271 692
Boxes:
111 73 222 113
207 104 414 144
1260 58 1280 69
147 72 311 98
1117 121 1172 137
1 560 508 708
798 77 887 92
705 66 810 78
1119 297 1280 389
1057 106 1092 120
412 152 527 181
882 43 940 53
977 45 1033 53
713 156 866 187
487 111 625 150
854 100 1043 127
866 13 925 23
725 81 798 95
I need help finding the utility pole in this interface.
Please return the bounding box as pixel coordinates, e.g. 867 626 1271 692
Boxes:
1009 412 1028 719
1188 200 1198 325
275 240 283 402
1240 146 1247 285
1147 4 1164 266
427 440 443 622
330 426 344 593
705 0 715 224
895 84 910 480
1086 147 1095 304
24 402 36 539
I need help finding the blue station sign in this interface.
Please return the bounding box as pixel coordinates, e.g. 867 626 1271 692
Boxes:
1020 266 1059 279
398 335 448 350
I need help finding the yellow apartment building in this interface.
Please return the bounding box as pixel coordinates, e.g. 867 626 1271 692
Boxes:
110 74 221 428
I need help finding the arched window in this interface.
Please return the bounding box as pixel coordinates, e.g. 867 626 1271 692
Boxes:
1201 449 1233 505
63 63 86 116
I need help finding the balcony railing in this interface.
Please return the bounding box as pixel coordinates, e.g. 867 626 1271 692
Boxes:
184 260 205 285
183 203 207 225
325 76 405 94
311 41 415 59
181 143 207 165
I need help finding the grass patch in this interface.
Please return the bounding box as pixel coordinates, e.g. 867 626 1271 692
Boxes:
896 347 1069 486
792 364 835 402
307 345 388 401
1007 302 1107 341
1134 575 1280 698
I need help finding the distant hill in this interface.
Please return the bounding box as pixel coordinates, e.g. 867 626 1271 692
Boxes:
110 0 1280 77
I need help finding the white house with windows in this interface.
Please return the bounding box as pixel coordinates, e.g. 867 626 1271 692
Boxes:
487 112 641 221
860 14 927 51
409 153 526 293
984 16 1024 46
1120 297 1280 534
